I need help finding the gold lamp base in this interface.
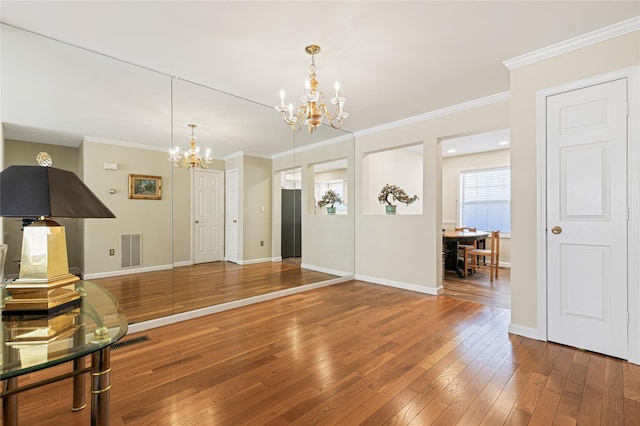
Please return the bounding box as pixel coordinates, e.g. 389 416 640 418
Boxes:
3 306 81 344
2 219 81 314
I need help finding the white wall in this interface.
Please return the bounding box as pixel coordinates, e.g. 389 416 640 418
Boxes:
81 139 173 276
363 146 423 215
355 100 510 294
243 155 272 261
273 136 356 276
509 31 640 333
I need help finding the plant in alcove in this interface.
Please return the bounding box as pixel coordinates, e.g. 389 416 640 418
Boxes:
317 189 343 215
378 184 418 215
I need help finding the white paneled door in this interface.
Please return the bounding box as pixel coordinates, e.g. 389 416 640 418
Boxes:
225 169 239 264
194 170 224 264
546 78 628 359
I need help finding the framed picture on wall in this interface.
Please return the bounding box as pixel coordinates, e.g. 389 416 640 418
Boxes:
128 174 162 200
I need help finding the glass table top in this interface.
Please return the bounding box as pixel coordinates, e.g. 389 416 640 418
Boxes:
0 280 128 379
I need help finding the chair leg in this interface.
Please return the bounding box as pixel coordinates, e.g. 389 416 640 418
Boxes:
462 252 468 277
489 252 494 282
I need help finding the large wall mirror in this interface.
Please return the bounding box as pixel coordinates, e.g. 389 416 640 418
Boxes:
1 23 355 325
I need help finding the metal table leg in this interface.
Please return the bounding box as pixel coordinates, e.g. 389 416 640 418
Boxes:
91 346 111 426
72 357 86 411
2 377 18 426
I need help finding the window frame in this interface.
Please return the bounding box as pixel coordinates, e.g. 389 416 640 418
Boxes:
457 163 511 237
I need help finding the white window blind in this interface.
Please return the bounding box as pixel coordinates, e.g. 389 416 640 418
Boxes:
459 166 510 233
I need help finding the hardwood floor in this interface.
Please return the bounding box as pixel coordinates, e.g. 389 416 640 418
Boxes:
12 280 640 425
91 260 338 324
443 267 511 309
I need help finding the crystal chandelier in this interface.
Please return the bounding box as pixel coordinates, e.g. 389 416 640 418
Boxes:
168 124 212 169
275 44 348 134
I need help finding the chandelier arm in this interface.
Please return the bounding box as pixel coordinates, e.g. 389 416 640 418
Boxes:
328 119 345 130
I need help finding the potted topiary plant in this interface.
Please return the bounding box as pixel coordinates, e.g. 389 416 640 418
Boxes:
317 189 342 215
378 184 418 214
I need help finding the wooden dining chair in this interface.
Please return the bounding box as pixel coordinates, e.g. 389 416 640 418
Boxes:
455 227 476 277
468 230 500 281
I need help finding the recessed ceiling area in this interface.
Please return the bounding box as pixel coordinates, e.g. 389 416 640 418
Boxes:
441 129 510 158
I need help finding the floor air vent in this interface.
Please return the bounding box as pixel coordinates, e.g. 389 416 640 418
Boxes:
111 335 150 350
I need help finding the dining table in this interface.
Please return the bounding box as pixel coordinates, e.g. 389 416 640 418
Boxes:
442 229 490 277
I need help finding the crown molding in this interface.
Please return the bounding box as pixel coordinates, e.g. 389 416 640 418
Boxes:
271 131 354 160
504 16 640 70
223 150 272 161
83 136 168 152
353 91 510 139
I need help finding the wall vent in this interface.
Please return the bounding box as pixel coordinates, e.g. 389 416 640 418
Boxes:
121 234 142 268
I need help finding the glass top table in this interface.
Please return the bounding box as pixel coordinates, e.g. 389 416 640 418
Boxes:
1 280 128 426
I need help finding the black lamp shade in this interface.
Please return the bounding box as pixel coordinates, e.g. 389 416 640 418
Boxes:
0 165 115 218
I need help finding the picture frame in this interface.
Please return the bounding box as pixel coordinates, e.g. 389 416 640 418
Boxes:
128 174 162 200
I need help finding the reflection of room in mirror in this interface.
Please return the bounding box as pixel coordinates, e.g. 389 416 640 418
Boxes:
1 22 356 329
313 159 348 215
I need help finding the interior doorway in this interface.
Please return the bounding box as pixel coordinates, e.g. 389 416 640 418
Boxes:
281 189 301 259
440 129 511 308
280 167 302 264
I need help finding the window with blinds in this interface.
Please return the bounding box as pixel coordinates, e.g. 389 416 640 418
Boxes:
459 166 510 233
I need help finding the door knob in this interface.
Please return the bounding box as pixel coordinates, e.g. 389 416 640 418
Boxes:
195 220 199 223
233 219 237 223
551 226 562 234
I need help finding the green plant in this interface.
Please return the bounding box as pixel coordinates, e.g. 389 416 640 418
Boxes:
378 184 418 206
317 189 343 208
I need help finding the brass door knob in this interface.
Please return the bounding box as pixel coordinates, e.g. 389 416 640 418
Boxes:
551 226 562 234
195 220 199 223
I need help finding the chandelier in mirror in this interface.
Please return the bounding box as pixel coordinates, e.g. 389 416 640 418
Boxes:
168 124 212 169
275 44 348 134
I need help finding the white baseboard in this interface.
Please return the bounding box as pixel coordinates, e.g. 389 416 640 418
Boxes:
242 257 273 265
354 274 442 296
301 263 352 277
83 264 173 280
508 323 544 341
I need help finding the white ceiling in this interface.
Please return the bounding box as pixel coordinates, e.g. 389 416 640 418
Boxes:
441 128 510 157
1 1 638 158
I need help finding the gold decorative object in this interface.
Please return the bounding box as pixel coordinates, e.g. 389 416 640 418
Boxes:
275 44 348 134
36 151 52 167
3 306 80 344
0 153 116 313
168 123 212 169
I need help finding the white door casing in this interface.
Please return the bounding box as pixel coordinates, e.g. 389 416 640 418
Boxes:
193 170 224 264
546 78 628 359
226 169 239 264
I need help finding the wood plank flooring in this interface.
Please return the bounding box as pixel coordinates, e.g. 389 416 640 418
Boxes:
91 260 338 324
11 280 640 425
443 268 511 308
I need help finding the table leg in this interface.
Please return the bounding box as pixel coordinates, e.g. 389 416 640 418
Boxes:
445 240 465 277
91 346 111 426
72 357 86 411
2 377 18 426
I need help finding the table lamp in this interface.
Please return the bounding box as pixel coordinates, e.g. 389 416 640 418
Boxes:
0 153 115 314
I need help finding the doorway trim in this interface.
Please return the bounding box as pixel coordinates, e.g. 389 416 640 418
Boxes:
536 65 640 363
